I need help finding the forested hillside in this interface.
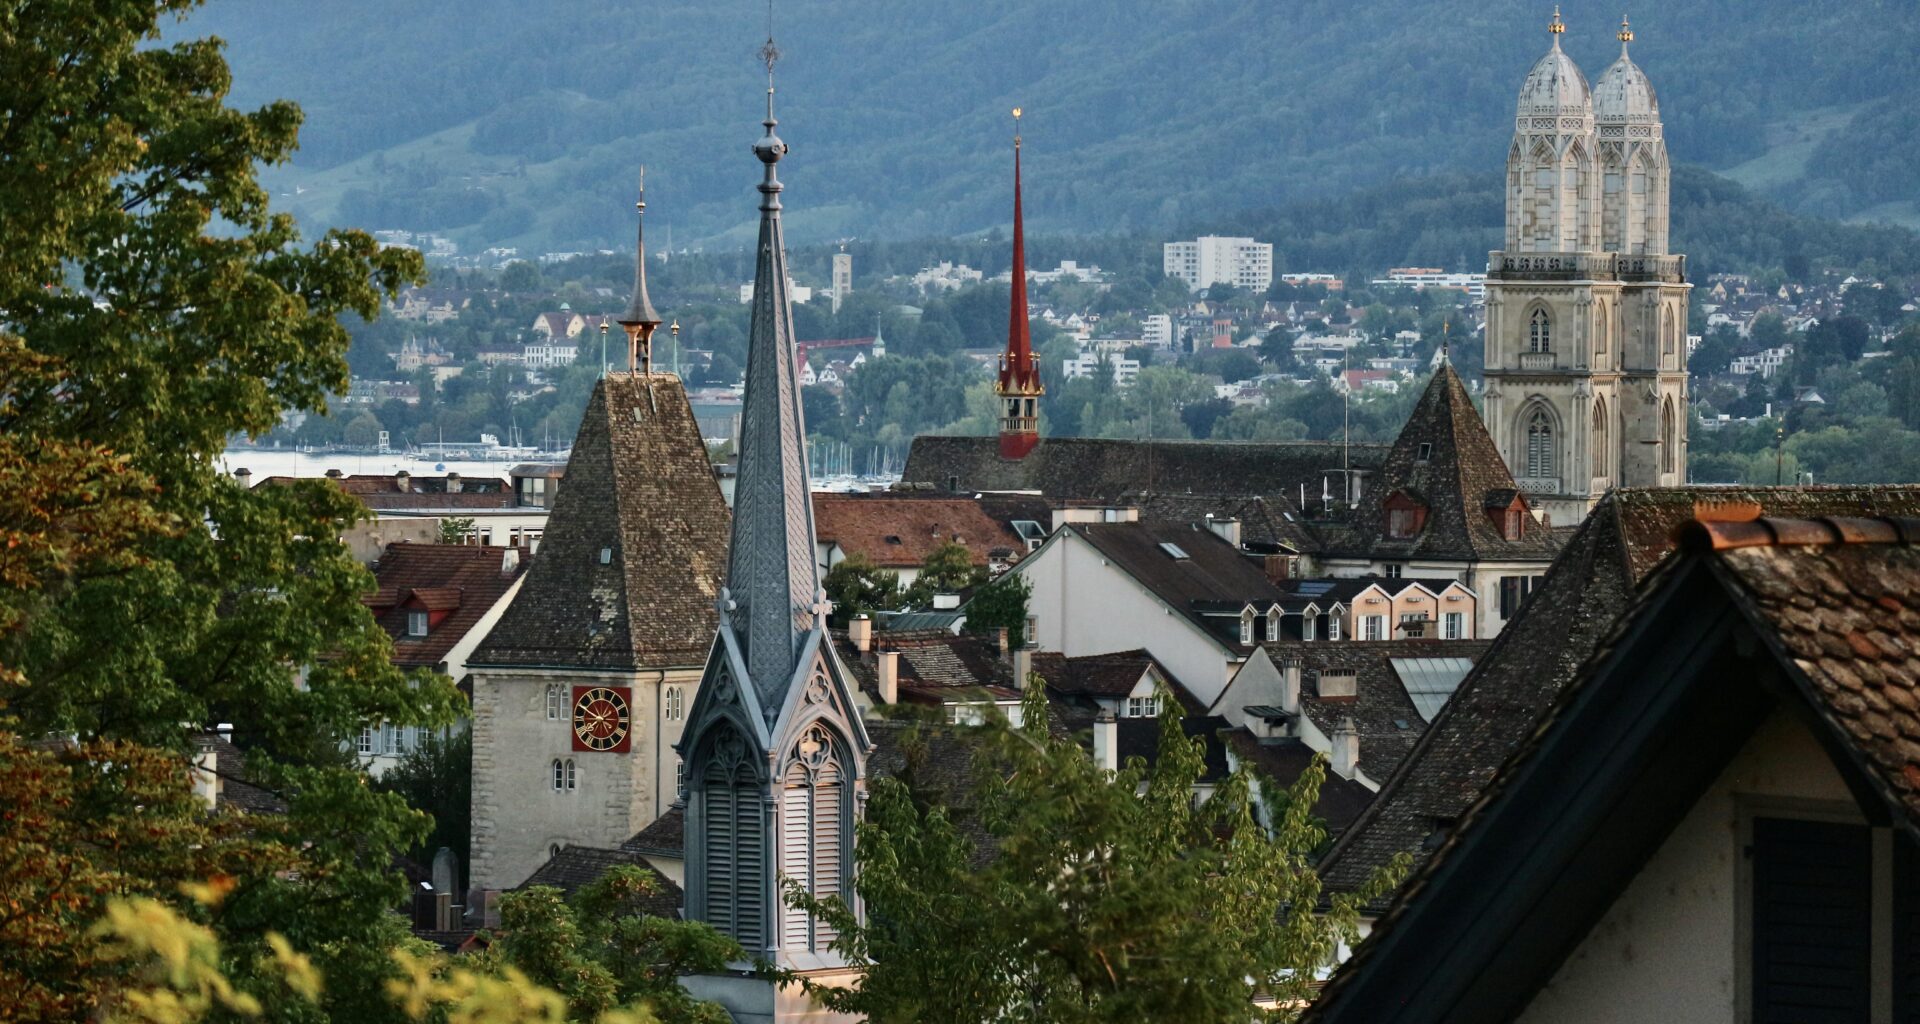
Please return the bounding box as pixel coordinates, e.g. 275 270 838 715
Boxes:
186 0 1920 251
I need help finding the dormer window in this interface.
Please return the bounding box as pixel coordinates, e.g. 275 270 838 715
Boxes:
1267 608 1281 642
407 610 429 637
1385 491 1428 540
1416 443 1432 463
1240 612 1254 646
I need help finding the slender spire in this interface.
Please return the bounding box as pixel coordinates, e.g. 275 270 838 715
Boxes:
617 168 663 377
996 107 1043 460
727 27 818 706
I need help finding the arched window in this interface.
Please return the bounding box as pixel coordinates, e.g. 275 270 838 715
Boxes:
698 723 764 948
781 724 847 954
551 758 564 791
1661 399 1677 475
1525 407 1556 479
1591 398 1609 481
1529 309 1552 353
564 759 577 791
545 684 563 721
664 686 684 722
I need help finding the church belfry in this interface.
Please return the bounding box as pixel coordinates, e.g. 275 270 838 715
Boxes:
677 37 871 1006
1483 11 1688 526
996 108 1044 460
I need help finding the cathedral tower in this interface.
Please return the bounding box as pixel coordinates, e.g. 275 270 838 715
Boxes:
1483 11 1688 526
996 109 1044 459
677 49 871 1015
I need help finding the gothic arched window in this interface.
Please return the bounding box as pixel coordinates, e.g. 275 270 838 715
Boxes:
1661 399 1677 475
1529 309 1552 354
780 724 847 954
698 723 764 948
1591 398 1609 481
545 684 563 721
1525 407 1556 480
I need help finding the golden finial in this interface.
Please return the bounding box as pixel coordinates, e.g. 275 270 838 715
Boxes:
1012 107 1023 148
1548 5 1565 35
1618 14 1633 45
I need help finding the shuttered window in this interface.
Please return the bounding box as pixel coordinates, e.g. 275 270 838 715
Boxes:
781 725 845 954
1751 817 1870 1023
700 727 763 949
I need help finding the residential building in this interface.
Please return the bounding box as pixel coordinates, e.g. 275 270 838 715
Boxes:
1304 510 1920 1024
531 307 588 341
1141 313 1174 348
1728 344 1791 377
1163 236 1274 293
1481 11 1689 525
811 492 1028 586
359 543 530 776
522 341 579 370
1061 349 1142 386
830 251 851 314
1370 267 1488 302
737 277 811 304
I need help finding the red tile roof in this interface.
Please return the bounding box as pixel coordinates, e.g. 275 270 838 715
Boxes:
366 543 529 671
813 493 1026 570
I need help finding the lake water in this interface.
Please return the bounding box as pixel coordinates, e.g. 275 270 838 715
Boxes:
218 449 561 481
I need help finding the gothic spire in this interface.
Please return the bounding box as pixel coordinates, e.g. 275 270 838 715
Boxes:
998 107 1040 396
726 52 820 703
617 168 662 374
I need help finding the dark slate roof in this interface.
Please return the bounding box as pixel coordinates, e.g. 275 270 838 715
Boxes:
1261 639 1494 782
471 376 730 670
1318 365 1559 561
1318 485 1920 898
365 543 529 670
196 735 286 815
1068 520 1289 653
1112 714 1233 782
1030 649 1207 713
516 845 684 918
831 629 1022 703
901 435 1387 505
1122 491 1316 552
1220 731 1378 836
620 804 685 858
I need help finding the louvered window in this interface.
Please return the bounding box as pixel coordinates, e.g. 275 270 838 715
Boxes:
1525 409 1555 479
781 725 846 954
1751 817 1870 1022
700 726 763 949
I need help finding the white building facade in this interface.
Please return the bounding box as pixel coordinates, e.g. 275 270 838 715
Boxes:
1163 236 1274 293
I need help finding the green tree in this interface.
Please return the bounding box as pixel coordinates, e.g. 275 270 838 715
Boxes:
374 729 473 893
438 516 477 544
903 541 988 607
787 689 1405 1022
823 553 903 627
500 260 544 292
0 3 457 1020
963 573 1032 651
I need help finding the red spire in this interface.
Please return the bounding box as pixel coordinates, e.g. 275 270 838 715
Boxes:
998 117 1039 395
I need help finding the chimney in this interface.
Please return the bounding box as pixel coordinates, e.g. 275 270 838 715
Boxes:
433 891 454 932
1317 670 1358 699
1331 717 1359 779
932 593 961 610
1092 709 1118 772
1279 657 1302 715
325 468 343 480
876 650 900 705
445 472 462 494
501 548 521 575
849 613 873 653
1264 553 1293 583
1012 643 1033 691
1208 516 1242 549
191 745 220 810
233 467 252 489
995 627 1009 654
395 469 411 493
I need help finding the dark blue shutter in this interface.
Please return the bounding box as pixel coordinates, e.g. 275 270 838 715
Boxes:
1751 817 1871 1023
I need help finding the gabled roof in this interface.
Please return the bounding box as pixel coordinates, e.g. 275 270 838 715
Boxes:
1063 520 1289 653
1325 364 1559 561
831 629 1021 703
901 435 1387 507
1318 485 1920 898
365 543 528 670
1031 649 1206 713
516 845 684 919
1304 514 1920 1024
470 376 729 671
1219 731 1377 835
813 493 1026 569
1259 639 1495 782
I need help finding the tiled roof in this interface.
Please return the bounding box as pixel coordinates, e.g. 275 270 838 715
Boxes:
471 377 730 670
831 629 1022 703
1318 365 1559 561
813 492 1026 569
1220 731 1377 835
193 734 286 815
516 845 684 918
1030 649 1206 713
1262 639 1494 782
620 804 684 858
1318 485 1920 898
901 435 1387 505
1122 491 1316 552
1067 520 1289 653
365 543 528 670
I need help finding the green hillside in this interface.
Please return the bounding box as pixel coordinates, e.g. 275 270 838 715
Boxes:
185 0 1920 251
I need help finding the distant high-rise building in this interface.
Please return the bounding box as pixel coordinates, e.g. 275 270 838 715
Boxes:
830 250 852 314
1482 12 1688 526
1162 236 1273 293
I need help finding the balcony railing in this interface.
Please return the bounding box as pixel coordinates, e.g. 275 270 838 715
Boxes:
1517 352 1557 371
1486 251 1687 285
1517 477 1560 494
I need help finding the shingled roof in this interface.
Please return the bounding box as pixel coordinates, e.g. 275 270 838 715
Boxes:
364 543 528 671
1318 364 1559 561
813 492 1026 570
1264 639 1496 783
516 845 685 918
470 376 729 671
1066 520 1289 654
1319 485 1920 898
900 435 1387 504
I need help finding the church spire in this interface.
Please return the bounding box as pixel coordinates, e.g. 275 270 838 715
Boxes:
725 41 820 703
996 107 1044 460
616 167 662 375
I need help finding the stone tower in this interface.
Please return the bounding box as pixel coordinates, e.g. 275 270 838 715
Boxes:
678 58 870 1019
1483 12 1689 526
996 109 1044 460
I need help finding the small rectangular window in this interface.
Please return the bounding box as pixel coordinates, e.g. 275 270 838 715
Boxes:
1416 443 1432 462
1328 617 1341 641
1444 612 1464 639
1240 615 1254 645
1364 616 1384 641
1385 564 1402 579
407 610 429 637
357 727 374 755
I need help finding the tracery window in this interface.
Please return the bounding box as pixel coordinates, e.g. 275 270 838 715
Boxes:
1529 309 1552 353
1661 399 1677 475
1591 398 1609 481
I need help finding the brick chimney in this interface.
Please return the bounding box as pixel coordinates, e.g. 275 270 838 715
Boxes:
233 467 252 489
445 472 462 494
876 650 899 705
849 613 873 653
1331 717 1359 780
1092 709 1118 772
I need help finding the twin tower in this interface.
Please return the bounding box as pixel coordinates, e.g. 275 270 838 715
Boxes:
1484 12 1689 524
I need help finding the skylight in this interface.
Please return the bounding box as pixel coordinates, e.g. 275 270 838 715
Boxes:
1158 542 1190 560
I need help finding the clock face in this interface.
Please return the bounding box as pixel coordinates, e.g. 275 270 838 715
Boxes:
571 686 632 753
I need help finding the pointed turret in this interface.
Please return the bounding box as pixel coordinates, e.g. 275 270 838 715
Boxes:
996 108 1044 460
616 169 663 374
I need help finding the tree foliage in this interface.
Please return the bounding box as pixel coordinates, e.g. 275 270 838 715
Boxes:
788 688 1406 1022
822 553 903 627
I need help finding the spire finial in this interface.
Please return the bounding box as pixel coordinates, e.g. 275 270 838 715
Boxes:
1012 106 1022 149
1617 13 1633 52
1441 319 1451 364
1549 5 1565 42
617 162 661 376
752 1 787 195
